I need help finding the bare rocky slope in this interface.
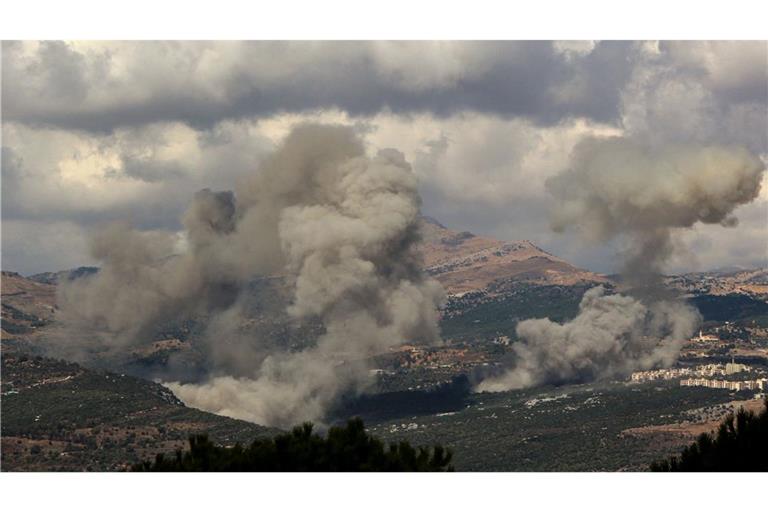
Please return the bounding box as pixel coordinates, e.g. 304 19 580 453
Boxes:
1 271 57 342
417 217 607 295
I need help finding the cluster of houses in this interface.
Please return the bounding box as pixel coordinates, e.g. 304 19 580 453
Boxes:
679 378 766 391
629 358 766 392
629 362 751 383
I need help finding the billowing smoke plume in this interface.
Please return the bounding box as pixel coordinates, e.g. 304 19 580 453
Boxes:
58 189 242 346
476 286 698 391
549 139 765 287
57 124 444 427
478 137 765 392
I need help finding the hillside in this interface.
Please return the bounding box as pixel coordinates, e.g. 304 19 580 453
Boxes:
0 353 281 471
417 217 606 295
666 268 768 300
1 271 57 341
0 218 607 354
365 380 748 471
2 222 767 472
28 266 99 286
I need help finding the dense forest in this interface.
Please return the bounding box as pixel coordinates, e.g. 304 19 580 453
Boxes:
133 418 453 471
651 399 768 471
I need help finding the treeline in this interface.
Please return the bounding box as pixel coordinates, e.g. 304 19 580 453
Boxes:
651 399 768 471
133 418 453 471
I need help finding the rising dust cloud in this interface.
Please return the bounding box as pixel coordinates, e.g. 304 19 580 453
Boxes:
57 125 766 411
477 137 765 392
58 124 444 427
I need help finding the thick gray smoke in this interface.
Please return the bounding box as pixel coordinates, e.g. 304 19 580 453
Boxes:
57 124 444 427
549 138 765 287
476 286 698 391
478 137 765 392
56 189 243 348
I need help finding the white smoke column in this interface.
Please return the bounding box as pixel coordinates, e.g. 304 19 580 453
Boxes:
477 137 765 392
57 123 444 427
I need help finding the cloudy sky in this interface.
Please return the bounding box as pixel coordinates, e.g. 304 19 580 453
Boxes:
2 40 767 275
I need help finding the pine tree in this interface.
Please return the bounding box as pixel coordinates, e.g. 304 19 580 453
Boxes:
132 417 453 472
651 399 768 471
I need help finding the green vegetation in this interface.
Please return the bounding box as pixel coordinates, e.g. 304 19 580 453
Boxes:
367 381 743 471
440 284 588 341
133 418 453 471
1 353 279 471
689 294 768 323
650 399 768 471
333 375 471 422
1 303 48 334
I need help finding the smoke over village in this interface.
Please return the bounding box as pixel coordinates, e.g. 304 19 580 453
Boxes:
478 140 765 391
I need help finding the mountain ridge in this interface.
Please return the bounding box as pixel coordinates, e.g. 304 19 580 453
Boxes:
416 217 607 294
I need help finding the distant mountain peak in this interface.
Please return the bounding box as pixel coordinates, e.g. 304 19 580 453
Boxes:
416 217 606 294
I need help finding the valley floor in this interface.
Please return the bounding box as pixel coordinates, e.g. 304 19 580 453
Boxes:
365 381 756 471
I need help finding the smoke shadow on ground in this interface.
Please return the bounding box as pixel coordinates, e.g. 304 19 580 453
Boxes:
327 374 473 424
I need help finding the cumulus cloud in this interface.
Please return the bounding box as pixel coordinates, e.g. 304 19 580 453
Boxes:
2 41 765 276
1 120 273 229
662 41 768 102
2 109 624 274
1 41 638 132
620 41 767 153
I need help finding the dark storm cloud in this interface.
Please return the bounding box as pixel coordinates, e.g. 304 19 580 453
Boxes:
658 41 768 105
2 41 637 132
2 41 766 276
29 40 90 102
